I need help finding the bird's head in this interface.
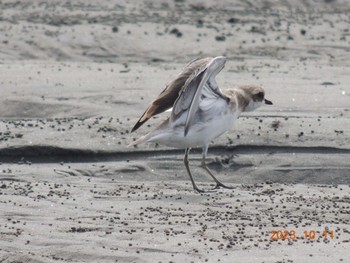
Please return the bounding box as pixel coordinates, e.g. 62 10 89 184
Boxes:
237 85 273 112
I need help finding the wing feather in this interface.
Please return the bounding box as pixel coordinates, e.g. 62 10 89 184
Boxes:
170 56 227 136
131 57 211 132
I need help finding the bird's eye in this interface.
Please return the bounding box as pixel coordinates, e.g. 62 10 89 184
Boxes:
256 92 264 99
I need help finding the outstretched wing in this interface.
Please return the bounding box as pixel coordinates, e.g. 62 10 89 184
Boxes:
171 56 228 136
131 57 212 132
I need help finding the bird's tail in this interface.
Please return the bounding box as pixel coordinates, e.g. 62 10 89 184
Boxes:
127 132 153 148
128 118 170 148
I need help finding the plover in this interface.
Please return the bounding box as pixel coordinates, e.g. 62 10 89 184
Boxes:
130 56 272 192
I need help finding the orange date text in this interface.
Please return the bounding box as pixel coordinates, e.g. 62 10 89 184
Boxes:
270 230 334 241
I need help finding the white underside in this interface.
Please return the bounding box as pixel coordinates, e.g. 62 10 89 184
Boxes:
147 111 238 148
136 81 248 149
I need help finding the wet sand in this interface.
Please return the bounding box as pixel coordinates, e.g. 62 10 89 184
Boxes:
0 1 350 262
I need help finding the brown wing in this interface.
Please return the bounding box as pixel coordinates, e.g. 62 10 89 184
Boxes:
131 57 212 132
171 56 228 136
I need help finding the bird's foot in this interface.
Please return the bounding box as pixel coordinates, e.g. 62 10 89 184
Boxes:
193 185 215 193
211 182 234 190
193 184 233 193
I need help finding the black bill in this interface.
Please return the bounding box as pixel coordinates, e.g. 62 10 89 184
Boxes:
264 99 273 105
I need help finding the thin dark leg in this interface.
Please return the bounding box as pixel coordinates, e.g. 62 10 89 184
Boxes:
184 148 204 193
201 145 234 190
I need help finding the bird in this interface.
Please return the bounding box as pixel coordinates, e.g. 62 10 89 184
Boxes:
129 56 273 193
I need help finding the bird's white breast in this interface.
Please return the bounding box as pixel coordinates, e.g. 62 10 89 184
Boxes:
148 110 238 148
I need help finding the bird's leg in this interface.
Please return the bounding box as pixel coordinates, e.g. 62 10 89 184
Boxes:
184 148 205 193
201 145 234 190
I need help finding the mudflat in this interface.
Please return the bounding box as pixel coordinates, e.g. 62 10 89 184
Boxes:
0 1 349 262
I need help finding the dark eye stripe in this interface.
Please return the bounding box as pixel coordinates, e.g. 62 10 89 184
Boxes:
256 92 264 99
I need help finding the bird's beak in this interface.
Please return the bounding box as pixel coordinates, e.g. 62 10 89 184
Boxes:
264 99 273 105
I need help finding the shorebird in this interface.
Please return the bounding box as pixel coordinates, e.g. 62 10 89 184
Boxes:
130 56 272 192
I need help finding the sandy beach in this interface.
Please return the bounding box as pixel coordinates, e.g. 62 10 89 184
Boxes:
0 1 350 262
